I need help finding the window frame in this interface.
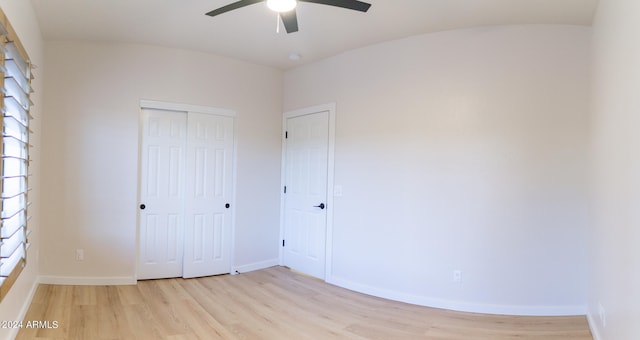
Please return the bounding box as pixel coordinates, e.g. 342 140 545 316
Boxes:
0 8 34 302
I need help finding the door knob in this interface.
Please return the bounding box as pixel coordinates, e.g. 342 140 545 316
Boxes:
314 203 325 210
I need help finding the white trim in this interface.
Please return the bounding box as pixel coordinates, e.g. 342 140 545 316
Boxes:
283 103 336 120
135 106 145 282
587 312 602 340
5 277 40 340
325 106 336 281
228 112 239 276
278 111 287 267
279 103 336 281
233 259 279 274
38 276 136 286
327 274 587 317
140 99 236 117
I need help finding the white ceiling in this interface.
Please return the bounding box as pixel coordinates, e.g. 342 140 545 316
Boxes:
30 0 598 70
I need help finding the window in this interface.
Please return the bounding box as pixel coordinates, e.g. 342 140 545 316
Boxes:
0 9 33 301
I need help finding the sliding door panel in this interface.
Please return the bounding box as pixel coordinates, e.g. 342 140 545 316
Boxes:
138 109 186 280
183 113 233 278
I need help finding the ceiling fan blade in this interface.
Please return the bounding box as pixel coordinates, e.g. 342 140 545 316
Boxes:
299 0 371 12
281 10 299 33
206 0 265 17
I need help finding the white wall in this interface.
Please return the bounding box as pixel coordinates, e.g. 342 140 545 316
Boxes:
589 0 640 338
39 42 283 281
0 1 43 339
284 25 591 315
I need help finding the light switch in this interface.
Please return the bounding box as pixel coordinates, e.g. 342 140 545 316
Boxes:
334 185 343 197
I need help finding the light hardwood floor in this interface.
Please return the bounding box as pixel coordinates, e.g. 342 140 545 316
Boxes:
17 266 592 339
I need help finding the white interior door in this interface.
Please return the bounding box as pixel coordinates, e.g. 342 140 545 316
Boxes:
283 111 330 279
183 113 234 278
138 108 186 280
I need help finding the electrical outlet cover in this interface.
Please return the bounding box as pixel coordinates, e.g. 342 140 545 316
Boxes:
453 270 462 283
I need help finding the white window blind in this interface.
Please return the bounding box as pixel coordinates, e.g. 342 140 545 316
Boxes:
0 9 33 301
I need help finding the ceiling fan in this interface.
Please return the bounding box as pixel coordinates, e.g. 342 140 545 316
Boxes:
206 0 372 34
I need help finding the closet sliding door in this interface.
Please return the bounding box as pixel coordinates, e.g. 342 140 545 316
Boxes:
183 113 234 278
138 104 235 280
138 108 186 280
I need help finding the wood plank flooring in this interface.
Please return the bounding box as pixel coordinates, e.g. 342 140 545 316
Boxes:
17 266 592 339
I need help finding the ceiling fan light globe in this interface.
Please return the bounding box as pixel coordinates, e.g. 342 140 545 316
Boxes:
267 0 297 12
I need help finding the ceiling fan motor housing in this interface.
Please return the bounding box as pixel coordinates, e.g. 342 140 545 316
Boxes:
267 0 297 12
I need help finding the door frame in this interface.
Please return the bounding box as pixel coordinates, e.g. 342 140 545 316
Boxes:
136 99 238 280
279 103 336 280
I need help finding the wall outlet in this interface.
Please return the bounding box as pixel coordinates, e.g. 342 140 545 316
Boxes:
598 303 606 328
76 249 84 262
453 270 462 283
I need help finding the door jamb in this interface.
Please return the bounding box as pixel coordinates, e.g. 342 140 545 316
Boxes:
278 103 336 281
137 99 238 279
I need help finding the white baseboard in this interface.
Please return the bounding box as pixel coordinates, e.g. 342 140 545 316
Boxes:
586 312 602 340
38 276 136 285
233 258 279 274
4 278 40 340
327 274 586 317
